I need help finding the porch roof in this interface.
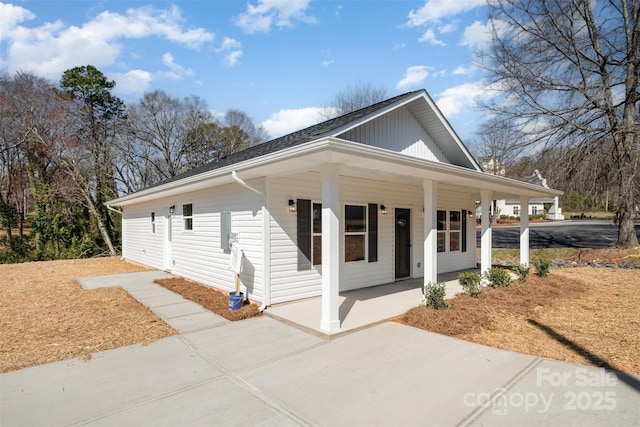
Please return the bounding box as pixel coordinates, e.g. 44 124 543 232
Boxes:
108 137 561 207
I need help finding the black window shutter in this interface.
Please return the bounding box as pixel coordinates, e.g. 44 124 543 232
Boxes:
297 199 312 271
368 203 378 262
461 209 467 252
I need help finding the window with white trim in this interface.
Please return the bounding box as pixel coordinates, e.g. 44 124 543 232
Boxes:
345 204 366 262
449 210 461 252
513 206 520 216
183 203 193 230
532 206 538 215
437 209 464 253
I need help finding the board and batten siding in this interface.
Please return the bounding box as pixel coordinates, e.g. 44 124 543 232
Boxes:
122 181 265 302
268 172 476 304
337 106 449 163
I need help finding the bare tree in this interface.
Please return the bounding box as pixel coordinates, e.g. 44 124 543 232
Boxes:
481 0 639 247
224 109 269 145
322 83 388 118
122 90 214 183
472 118 522 176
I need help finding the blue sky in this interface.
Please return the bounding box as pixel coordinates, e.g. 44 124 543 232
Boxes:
0 0 494 141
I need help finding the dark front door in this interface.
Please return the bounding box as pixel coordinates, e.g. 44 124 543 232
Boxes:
395 208 411 279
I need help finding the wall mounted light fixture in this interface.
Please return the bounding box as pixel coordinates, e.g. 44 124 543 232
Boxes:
288 199 296 212
380 204 388 215
468 211 474 219
169 205 175 214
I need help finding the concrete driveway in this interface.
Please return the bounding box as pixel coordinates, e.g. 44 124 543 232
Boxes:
2 273 639 426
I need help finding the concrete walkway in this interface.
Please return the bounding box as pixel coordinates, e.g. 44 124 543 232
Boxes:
2 272 639 426
77 271 228 333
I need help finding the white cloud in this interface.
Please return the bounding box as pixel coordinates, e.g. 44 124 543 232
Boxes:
161 52 194 80
234 0 316 34
224 50 243 67
215 37 243 67
459 20 491 50
406 0 486 27
110 69 153 95
396 65 433 90
438 22 457 33
453 65 472 76
260 106 337 138
436 82 495 117
418 28 446 46
1 4 214 79
321 59 334 67
0 2 35 34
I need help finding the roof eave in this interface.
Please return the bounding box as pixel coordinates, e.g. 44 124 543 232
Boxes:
108 137 561 207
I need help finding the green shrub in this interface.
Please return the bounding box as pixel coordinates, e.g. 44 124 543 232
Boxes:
458 272 482 297
423 281 447 309
484 267 511 288
533 257 551 277
0 235 35 264
514 264 530 283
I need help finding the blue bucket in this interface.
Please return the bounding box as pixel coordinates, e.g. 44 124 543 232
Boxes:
228 292 244 311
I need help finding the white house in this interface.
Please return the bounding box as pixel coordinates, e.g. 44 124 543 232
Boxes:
497 171 564 220
107 89 562 333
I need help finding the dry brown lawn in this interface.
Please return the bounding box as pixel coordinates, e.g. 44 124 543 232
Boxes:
400 267 640 375
0 257 177 373
2 249 639 376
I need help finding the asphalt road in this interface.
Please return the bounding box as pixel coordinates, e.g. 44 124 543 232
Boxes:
476 219 640 249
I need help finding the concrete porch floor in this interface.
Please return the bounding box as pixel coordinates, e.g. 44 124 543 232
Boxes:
265 269 477 338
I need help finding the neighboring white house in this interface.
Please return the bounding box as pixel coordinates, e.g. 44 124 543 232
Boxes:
498 171 564 220
478 157 564 221
107 89 562 333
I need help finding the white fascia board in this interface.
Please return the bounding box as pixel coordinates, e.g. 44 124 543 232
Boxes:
107 139 337 207
107 136 560 207
326 90 482 172
323 138 563 198
418 91 482 172
326 91 426 138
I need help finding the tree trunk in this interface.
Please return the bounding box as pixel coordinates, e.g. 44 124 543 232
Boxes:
81 189 116 256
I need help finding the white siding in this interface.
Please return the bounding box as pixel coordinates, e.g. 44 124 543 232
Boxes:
337 106 449 163
269 173 323 303
268 173 475 303
122 182 265 301
122 201 166 270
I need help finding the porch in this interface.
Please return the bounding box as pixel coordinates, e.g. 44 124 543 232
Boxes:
264 270 476 338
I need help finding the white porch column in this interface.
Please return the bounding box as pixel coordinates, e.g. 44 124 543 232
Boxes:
321 164 340 332
423 179 438 286
480 189 493 275
520 197 530 266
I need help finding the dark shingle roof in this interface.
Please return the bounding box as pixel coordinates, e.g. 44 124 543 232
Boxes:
143 89 424 190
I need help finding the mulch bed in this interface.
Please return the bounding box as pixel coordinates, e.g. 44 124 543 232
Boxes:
154 278 261 321
399 267 640 375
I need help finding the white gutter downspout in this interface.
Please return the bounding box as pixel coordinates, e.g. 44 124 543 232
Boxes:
231 171 271 312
